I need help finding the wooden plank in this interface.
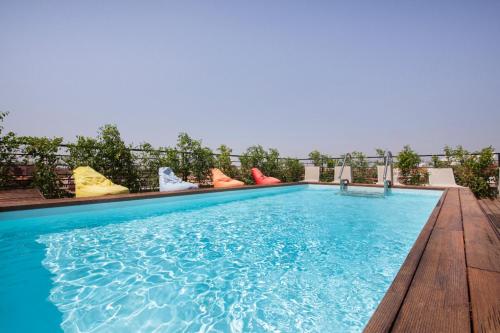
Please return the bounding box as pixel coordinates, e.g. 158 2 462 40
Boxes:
0 188 44 203
468 267 500 333
491 199 500 211
363 190 448 333
478 201 500 241
461 189 500 272
391 228 470 331
434 188 462 231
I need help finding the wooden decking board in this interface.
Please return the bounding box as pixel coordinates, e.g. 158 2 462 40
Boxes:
461 189 500 273
363 190 448 333
0 188 44 205
468 267 500 333
478 199 500 237
434 188 463 231
391 227 470 332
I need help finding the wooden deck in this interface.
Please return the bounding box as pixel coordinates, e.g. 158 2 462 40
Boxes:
365 188 500 333
0 185 498 332
479 197 500 237
0 188 44 206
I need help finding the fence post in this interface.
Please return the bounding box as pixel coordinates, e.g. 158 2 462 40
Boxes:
497 153 500 198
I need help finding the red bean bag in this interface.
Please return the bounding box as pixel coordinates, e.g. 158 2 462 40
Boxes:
251 168 281 185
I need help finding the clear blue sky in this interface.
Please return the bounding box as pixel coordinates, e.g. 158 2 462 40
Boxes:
1 1 499 157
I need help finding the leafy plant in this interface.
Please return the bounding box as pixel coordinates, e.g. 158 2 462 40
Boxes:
66 125 140 191
66 136 100 170
444 145 498 198
281 158 304 182
308 150 323 167
396 145 428 185
375 148 386 165
216 145 238 178
22 136 66 198
239 145 284 184
175 133 214 184
97 125 140 191
308 150 336 181
430 155 449 168
350 151 375 183
135 143 176 191
0 111 19 188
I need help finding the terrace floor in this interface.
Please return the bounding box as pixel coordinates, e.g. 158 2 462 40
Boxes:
365 187 500 333
479 197 500 237
0 185 499 332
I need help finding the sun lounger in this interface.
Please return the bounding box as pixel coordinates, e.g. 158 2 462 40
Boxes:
334 166 352 184
303 166 320 182
377 165 394 185
428 168 462 187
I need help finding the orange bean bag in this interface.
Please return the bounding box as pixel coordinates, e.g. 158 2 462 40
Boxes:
251 168 281 185
211 168 245 188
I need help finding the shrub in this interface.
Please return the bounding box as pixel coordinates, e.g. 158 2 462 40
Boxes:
308 150 336 181
175 133 214 184
396 145 428 185
264 148 282 178
281 158 304 182
375 148 386 165
308 150 323 167
66 136 100 170
444 145 498 198
22 136 66 198
239 145 283 184
350 151 375 183
431 155 449 168
135 143 176 191
0 111 19 188
66 125 140 192
97 125 140 191
216 145 238 178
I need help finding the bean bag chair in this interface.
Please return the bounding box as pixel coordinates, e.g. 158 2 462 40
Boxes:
73 166 129 198
251 168 281 185
211 168 244 188
159 167 198 192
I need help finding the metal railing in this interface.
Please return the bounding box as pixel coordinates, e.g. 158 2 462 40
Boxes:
3 142 499 191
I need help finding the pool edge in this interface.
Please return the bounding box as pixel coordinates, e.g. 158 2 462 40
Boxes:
364 187 500 332
0 182 447 213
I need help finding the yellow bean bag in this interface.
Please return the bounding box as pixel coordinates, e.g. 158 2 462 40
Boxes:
73 166 129 198
211 168 244 188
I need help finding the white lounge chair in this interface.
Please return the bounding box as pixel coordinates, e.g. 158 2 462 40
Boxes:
376 165 393 185
303 166 320 182
428 168 462 187
392 168 402 186
334 166 352 184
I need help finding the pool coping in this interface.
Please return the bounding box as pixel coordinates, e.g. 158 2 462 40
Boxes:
0 182 446 212
364 187 500 333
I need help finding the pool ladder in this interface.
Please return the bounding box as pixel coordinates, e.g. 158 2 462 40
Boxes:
382 151 393 196
337 153 351 192
337 151 393 197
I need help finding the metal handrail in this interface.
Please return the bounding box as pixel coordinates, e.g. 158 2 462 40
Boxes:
338 153 352 182
383 151 393 183
382 151 393 195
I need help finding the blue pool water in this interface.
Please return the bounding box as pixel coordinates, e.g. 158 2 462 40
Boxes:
0 185 442 333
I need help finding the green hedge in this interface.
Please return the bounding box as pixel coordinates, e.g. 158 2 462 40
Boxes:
1 113 497 198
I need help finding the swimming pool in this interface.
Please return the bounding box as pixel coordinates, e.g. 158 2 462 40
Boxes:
0 185 442 333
